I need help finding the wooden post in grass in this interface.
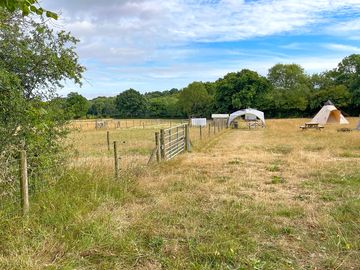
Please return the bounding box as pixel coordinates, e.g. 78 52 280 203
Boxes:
185 124 191 152
143 122 145 129
19 150 29 215
208 123 211 137
113 141 119 179
155 132 160 162
107 131 110 151
213 122 216 134
160 129 165 160
199 125 202 140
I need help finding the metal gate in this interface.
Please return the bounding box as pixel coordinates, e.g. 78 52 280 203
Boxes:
155 124 190 161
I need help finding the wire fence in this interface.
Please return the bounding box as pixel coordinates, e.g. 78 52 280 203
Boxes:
1 119 229 216
0 152 63 216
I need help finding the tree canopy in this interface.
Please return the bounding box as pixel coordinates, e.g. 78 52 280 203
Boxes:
115 89 148 118
178 82 212 117
0 10 84 172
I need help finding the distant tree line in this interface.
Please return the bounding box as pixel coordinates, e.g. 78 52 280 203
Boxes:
60 54 360 119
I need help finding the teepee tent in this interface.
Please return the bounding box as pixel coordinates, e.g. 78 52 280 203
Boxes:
310 100 349 125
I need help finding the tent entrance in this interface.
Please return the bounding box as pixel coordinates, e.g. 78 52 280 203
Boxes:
327 110 341 123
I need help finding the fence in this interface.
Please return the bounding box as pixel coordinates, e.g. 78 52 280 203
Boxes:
1 119 229 215
150 119 228 162
156 124 190 161
70 119 186 131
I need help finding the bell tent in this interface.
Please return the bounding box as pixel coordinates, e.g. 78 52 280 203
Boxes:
310 100 349 125
228 109 265 126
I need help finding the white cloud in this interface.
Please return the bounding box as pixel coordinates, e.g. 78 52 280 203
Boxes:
40 0 360 97
323 43 360 53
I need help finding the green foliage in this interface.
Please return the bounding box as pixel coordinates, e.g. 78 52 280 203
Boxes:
215 69 271 113
0 11 84 99
178 81 213 117
310 84 350 110
65 55 360 119
333 54 360 111
265 64 311 116
115 88 148 118
65 92 89 119
87 96 117 117
0 0 58 19
0 10 84 188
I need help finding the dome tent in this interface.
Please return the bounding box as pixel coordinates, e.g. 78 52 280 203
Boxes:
310 100 349 125
228 109 265 126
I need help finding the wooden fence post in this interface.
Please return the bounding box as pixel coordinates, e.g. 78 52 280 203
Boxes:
208 123 211 137
185 124 191 152
107 131 110 151
155 132 160 162
113 141 119 179
19 150 29 215
213 122 216 134
160 129 165 160
199 125 202 140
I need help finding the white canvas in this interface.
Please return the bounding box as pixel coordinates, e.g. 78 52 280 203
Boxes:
310 104 349 125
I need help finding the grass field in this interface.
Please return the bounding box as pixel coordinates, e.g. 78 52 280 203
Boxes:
1 118 359 269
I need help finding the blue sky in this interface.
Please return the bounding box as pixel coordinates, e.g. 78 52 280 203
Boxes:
42 0 360 99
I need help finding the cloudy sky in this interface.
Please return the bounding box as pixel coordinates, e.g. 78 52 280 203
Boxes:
42 0 360 98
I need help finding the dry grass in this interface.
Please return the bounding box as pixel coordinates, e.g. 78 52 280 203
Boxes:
1 118 359 269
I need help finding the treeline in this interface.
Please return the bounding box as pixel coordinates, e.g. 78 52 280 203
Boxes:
60 54 360 119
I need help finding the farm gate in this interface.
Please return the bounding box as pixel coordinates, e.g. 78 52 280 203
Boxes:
155 124 190 161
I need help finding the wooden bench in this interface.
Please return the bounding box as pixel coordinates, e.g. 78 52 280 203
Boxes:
300 122 324 130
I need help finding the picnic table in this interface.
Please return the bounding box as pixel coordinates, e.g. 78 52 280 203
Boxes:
300 122 324 130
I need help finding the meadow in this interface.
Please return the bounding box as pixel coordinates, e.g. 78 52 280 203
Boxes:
0 118 359 270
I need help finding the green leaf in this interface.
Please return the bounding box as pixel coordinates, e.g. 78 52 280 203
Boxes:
46 11 58 20
36 7 44 15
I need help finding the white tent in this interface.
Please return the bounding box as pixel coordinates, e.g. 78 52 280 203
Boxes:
310 100 349 125
228 109 265 126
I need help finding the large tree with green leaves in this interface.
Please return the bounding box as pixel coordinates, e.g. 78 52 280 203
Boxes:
332 54 360 112
115 89 148 118
65 92 89 119
178 82 212 117
265 64 311 116
214 69 271 113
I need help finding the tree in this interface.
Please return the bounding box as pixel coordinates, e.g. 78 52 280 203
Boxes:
332 54 360 112
115 89 148 118
214 69 271 113
178 82 212 117
0 0 57 18
0 10 84 179
0 11 84 100
87 96 117 117
266 64 311 116
65 92 89 119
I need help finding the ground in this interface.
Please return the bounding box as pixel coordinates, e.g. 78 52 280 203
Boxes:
1 118 359 269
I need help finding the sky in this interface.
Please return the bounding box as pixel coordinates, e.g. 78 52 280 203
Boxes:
41 0 360 99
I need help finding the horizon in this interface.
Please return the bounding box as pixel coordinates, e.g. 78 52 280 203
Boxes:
43 0 360 99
